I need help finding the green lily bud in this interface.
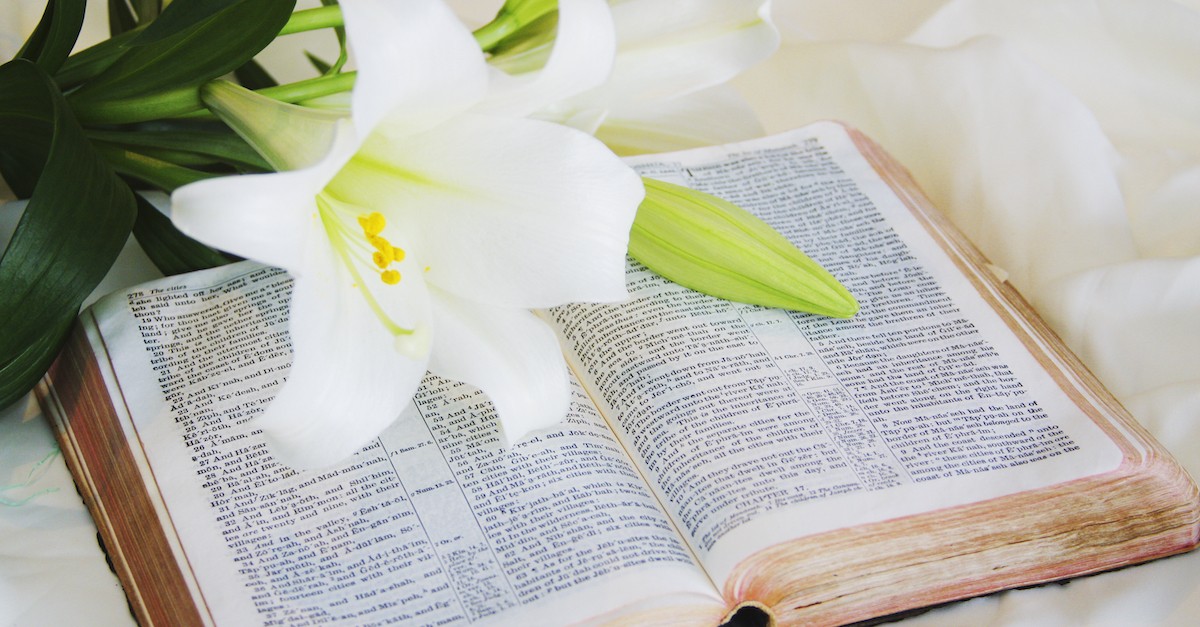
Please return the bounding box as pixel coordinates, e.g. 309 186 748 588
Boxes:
630 177 858 318
200 80 344 171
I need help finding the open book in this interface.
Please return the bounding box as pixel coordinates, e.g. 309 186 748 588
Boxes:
37 122 1200 626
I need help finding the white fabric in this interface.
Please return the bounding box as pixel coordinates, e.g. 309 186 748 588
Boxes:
734 1 1200 624
2 0 1199 624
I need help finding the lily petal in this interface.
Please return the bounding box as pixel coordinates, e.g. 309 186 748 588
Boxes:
426 287 569 444
170 121 359 269
256 241 433 469
574 0 778 109
330 113 643 308
342 0 489 137
481 0 616 117
595 84 765 155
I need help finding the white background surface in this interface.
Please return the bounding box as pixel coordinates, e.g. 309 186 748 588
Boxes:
2 0 1199 624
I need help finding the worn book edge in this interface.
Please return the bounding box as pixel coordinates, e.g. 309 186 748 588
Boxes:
38 311 210 627
715 126 1200 625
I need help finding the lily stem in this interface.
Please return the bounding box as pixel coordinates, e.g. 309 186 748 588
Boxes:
256 72 357 104
279 5 344 36
67 5 359 125
473 14 523 52
72 71 358 125
473 1 559 52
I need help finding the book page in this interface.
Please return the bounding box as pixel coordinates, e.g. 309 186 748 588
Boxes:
90 262 720 625
548 122 1125 582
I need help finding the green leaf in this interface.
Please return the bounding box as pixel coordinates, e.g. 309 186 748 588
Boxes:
234 59 279 90
108 0 138 36
0 60 137 407
131 0 240 46
68 0 297 125
0 316 72 406
108 0 163 34
305 51 332 75
0 107 50 199
91 142 216 192
630 177 859 318
54 28 139 90
17 0 86 75
132 194 236 275
131 0 163 24
87 127 271 171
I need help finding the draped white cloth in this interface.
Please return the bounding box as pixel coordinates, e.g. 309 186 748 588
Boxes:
735 2 1200 624
1 0 1198 624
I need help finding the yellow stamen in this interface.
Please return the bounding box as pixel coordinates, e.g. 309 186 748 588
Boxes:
357 212 386 237
318 196 415 339
356 212 407 285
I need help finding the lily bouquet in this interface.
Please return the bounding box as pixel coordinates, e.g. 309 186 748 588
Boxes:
0 0 855 468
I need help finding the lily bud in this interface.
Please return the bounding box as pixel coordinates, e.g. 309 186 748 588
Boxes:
630 177 858 318
200 80 344 171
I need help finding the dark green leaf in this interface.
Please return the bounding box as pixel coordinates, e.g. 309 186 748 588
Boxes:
87 127 271 171
0 316 72 406
131 0 240 46
0 60 137 407
92 142 216 192
54 28 138 90
132 194 236 275
0 107 50 199
234 59 279 90
305 51 332 75
131 0 162 23
108 0 137 36
68 0 297 125
17 0 86 75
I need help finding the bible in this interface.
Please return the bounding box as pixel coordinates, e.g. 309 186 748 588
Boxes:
37 122 1200 626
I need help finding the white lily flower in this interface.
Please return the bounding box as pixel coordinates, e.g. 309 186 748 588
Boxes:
170 0 642 469
591 84 767 155
490 0 780 154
